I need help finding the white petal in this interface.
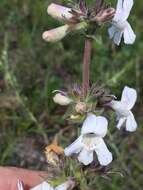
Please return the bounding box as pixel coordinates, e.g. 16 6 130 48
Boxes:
123 0 134 20
123 22 136 44
110 100 123 110
47 3 73 21
108 25 124 45
116 117 126 129
96 116 108 137
55 183 68 190
81 114 97 134
110 100 131 117
116 112 120 121
116 0 123 11
108 25 117 39
64 136 83 156
113 0 125 22
78 148 93 165
114 0 133 21
113 30 123 45
55 184 67 190
55 180 74 190
121 86 137 110
81 114 108 137
42 182 54 190
94 138 113 166
30 182 53 190
126 112 137 132
17 180 24 190
42 25 69 42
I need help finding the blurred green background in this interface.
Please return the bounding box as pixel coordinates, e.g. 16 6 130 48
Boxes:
0 0 143 189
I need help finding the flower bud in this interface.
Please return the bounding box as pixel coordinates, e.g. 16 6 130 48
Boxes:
95 7 115 24
42 25 69 42
53 93 72 105
75 102 87 113
42 22 87 43
47 3 73 21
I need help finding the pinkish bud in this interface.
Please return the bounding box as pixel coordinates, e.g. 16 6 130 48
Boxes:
75 102 87 113
42 25 69 42
42 22 87 43
47 3 73 21
95 7 115 24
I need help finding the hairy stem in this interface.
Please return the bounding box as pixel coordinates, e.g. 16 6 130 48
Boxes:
82 38 92 97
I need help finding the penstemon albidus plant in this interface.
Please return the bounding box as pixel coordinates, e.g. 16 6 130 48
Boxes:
18 0 137 190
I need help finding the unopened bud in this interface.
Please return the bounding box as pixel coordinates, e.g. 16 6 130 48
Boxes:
53 93 72 106
42 22 87 43
95 7 115 24
75 102 86 113
47 3 73 21
42 25 69 42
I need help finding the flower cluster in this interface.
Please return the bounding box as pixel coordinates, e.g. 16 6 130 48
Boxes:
53 83 115 122
42 3 87 42
24 0 137 190
43 0 136 45
53 86 137 167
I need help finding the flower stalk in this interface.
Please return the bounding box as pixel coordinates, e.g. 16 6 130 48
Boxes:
82 37 92 97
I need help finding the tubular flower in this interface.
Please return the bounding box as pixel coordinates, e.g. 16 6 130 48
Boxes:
64 114 112 166
108 0 136 45
110 86 137 132
30 179 76 190
42 3 87 42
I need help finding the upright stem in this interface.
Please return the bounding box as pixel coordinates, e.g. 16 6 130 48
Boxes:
82 37 92 97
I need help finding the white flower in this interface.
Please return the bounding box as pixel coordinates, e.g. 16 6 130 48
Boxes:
43 3 87 42
64 114 112 166
110 86 137 132
30 180 75 190
108 0 136 45
17 180 24 190
53 93 72 106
